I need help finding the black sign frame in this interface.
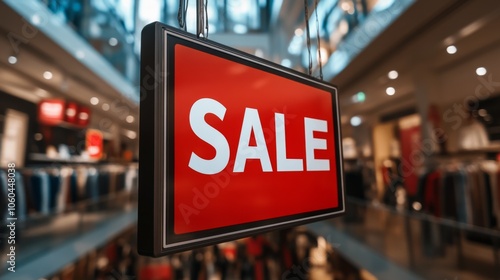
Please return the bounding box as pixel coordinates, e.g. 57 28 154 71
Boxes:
138 22 345 257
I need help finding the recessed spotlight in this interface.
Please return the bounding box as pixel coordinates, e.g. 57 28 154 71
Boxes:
126 115 135 123
386 87 395 96
108 37 118 46
294 28 303 37
34 133 43 141
102 103 110 111
76 50 85 59
388 70 398 80
31 14 42 25
90 97 99 105
446 45 457 54
476 67 487 76
66 107 76 117
125 130 137 139
79 112 89 120
8 56 17 64
43 71 53 80
350 116 362 127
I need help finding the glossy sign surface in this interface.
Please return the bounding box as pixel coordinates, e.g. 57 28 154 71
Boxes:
138 23 344 256
173 44 339 234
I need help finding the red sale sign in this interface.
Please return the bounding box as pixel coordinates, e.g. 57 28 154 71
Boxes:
138 23 344 256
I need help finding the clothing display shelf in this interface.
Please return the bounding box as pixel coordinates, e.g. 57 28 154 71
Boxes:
0 163 138 273
0 163 138 225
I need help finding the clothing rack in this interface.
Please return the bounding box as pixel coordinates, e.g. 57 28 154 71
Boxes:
0 163 138 224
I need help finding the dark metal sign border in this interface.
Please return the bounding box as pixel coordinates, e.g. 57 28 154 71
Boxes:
138 22 344 257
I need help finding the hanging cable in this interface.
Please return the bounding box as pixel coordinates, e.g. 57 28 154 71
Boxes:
204 0 209 38
178 0 188 31
314 0 323 80
196 0 204 38
303 0 313 76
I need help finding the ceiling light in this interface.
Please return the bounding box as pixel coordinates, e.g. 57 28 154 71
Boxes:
352 91 366 103
76 50 85 59
35 88 50 98
281 59 292 68
66 107 76 117
386 87 395 96
388 70 398 80
125 130 137 139
294 28 303 37
476 67 487 76
43 71 53 80
126 115 135 123
34 133 43 141
350 116 362 127
31 14 42 25
108 37 118 46
8 56 17 64
90 97 99 105
79 112 89 120
102 103 110 111
446 45 457 54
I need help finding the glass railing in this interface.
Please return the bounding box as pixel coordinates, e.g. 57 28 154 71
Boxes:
333 197 500 279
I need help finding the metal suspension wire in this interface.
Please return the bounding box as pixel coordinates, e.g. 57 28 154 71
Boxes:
196 0 209 38
178 0 208 38
177 0 188 31
314 0 323 80
303 0 313 76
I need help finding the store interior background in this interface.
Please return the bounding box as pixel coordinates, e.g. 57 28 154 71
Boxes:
2 0 500 279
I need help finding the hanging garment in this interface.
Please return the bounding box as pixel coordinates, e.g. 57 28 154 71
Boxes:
85 168 99 203
441 172 457 220
14 172 27 220
0 170 8 220
482 161 500 229
116 171 126 192
48 172 61 212
98 170 110 197
125 168 138 192
452 169 470 223
424 171 442 217
56 167 73 213
30 170 50 215
482 172 495 227
466 165 485 226
69 169 79 203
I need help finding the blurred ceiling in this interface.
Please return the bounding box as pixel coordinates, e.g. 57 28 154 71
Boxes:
330 0 500 122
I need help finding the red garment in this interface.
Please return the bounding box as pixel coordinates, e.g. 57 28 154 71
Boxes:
246 236 266 257
246 236 268 280
424 171 442 217
139 264 172 280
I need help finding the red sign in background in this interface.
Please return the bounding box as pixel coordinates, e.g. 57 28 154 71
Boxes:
173 44 339 234
86 129 103 159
